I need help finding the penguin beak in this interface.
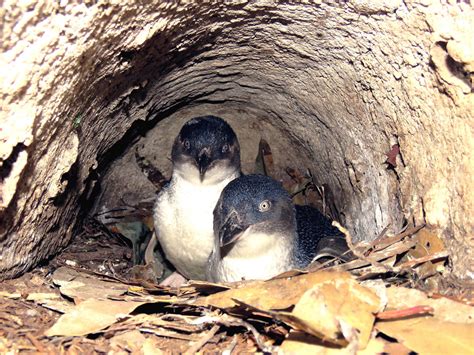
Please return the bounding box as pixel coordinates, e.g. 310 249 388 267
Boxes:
197 149 211 181
219 210 249 247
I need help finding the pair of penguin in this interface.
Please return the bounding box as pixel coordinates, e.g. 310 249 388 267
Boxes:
153 116 350 283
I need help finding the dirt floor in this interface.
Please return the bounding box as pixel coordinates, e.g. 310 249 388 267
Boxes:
1 215 473 354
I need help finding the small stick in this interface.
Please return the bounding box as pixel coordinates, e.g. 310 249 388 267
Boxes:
191 313 274 353
376 305 434 320
395 251 448 269
372 224 425 252
361 224 391 254
25 333 47 354
184 324 220 354
223 335 238 355
332 221 391 272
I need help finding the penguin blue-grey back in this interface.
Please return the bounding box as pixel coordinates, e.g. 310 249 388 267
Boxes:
154 116 241 280
207 174 351 282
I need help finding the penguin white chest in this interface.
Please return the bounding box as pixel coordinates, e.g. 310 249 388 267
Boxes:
215 231 294 282
154 174 237 280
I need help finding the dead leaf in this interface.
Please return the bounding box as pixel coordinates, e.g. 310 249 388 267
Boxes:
193 271 352 310
110 330 147 353
404 228 447 281
287 278 380 348
376 317 474 354
51 267 129 303
385 144 399 168
142 337 164 355
45 299 145 336
279 331 343 354
386 286 474 324
279 332 389 354
254 138 275 178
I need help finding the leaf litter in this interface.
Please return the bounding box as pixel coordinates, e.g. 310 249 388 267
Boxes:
1 139 473 353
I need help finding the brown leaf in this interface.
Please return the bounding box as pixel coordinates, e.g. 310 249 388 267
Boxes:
376 318 474 354
51 267 129 303
193 271 352 310
142 337 165 355
403 228 446 280
287 278 380 348
279 331 390 354
254 138 275 177
45 299 145 336
385 286 474 324
385 144 399 168
110 330 147 353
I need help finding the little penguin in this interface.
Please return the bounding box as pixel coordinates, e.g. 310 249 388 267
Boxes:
153 115 241 281
206 174 351 282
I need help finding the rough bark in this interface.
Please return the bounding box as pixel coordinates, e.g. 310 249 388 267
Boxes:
1 1 473 280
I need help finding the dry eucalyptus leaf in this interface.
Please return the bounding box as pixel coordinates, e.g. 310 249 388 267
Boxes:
376 318 474 354
279 331 389 354
142 337 165 355
288 278 380 349
254 138 275 177
109 330 147 353
404 228 446 279
51 267 129 303
386 286 474 323
45 299 145 336
193 271 352 310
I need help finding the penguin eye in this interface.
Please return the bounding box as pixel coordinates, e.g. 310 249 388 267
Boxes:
183 139 191 150
222 143 229 153
258 200 271 212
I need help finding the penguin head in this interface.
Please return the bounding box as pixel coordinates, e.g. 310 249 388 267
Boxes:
172 116 241 184
214 174 296 251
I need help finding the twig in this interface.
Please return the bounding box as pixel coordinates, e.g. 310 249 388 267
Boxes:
139 327 197 341
376 305 434 320
332 221 391 272
331 239 417 273
25 333 47 354
191 313 275 353
361 224 391 254
223 335 238 355
396 251 449 269
371 224 424 252
184 324 220 354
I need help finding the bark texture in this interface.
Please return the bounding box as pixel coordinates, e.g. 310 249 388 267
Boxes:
1 1 473 280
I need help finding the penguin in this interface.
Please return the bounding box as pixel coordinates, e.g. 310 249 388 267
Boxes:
153 115 241 281
206 174 351 282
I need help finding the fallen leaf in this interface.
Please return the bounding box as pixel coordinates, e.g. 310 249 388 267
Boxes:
142 337 165 355
26 293 61 301
45 299 145 336
254 138 275 178
385 144 399 168
0 291 60 301
279 331 389 354
51 267 129 303
376 317 474 354
404 228 447 281
193 271 352 310
279 331 343 354
385 286 474 324
110 330 147 353
287 278 380 348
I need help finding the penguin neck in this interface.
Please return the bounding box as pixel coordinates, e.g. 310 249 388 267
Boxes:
172 162 241 187
222 227 296 266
